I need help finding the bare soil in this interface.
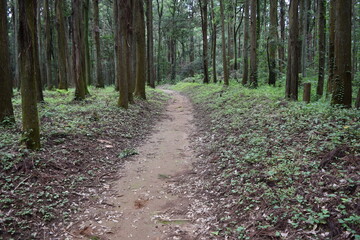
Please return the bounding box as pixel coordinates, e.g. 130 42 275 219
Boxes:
66 90 200 240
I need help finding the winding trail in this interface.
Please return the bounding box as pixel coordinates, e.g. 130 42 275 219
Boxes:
69 90 197 239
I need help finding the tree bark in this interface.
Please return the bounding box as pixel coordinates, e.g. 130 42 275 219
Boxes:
35 0 44 102
156 0 163 83
242 0 249 85
146 0 155 88
327 0 335 97
93 0 104 88
18 0 41 149
199 0 209 84
220 0 229 85
285 0 300 100
332 0 352 107
134 0 147 99
84 0 92 87
278 0 285 73
268 0 277 86
0 0 15 124
56 0 69 90
249 0 258 88
316 0 325 96
45 0 53 90
210 0 217 83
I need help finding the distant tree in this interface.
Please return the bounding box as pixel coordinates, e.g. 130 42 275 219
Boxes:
327 0 335 97
210 0 217 83
134 0 147 99
72 0 88 100
249 0 258 88
242 0 249 86
146 0 155 88
155 0 164 83
285 0 300 100
84 0 92 87
93 0 104 88
56 0 69 90
199 0 209 84
18 0 41 149
278 0 285 73
44 0 53 90
268 0 277 86
356 88 360 109
316 0 326 96
220 0 229 85
332 0 352 107
0 0 14 124
35 1 44 102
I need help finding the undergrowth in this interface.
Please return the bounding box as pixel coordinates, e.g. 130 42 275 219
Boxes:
0 86 168 239
173 82 360 239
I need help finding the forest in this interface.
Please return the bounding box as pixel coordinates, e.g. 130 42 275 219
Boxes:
0 0 359 239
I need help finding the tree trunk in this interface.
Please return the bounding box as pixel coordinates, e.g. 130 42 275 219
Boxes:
93 0 104 88
316 0 325 96
356 88 360 109
268 0 277 86
18 0 41 149
56 0 68 90
134 0 147 99
327 0 335 97
285 0 300 100
199 0 209 84
156 0 163 83
242 0 249 85
0 0 15 124
35 0 44 102
84 0 92 87
249 0 258 88
332 0 352 107
278 0 285 73
45 0 53 90
210 0 217 83
146 0 155 88
73 0 87 100
220 0 229 85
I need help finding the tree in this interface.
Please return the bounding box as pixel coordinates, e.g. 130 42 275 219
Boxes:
84 0 92 87
18 0 41 149
156 0 163 83
327 0 335 96
285 0 300 100
134 0 147 99
331 0 352 107
199 0 209 84
242 0 249 86
268 0 277 86
210 0 217 83
0 0 14 124
93 0 104 88
56 0 69 90
44 0 53 90
146 0 155 88
278 0 285 73
316 0 325 96
249 0 258 88
72 0 88 100
220 0 229 85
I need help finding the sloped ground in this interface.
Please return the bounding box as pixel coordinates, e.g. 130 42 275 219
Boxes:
0 87 168 239
170 83 360 240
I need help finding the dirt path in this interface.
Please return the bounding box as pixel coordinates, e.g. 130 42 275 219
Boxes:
67 90 197 240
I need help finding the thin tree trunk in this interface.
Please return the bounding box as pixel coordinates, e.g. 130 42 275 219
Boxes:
35 0 44 102
210 0 217 83
156 0 163 83
45 0 53 90
278 0 285 73
268 0 277 86
286 0 300 100
332 0 352 107
93 0 104 88
18 0 41 149
84 0 91 88
146 0 155 88
199 0 209 84
0 0 15 123
56 0 68 90
316 0 325 96
220 0 229 85
249 0 258 88
327 0 335 97
242 0 249 85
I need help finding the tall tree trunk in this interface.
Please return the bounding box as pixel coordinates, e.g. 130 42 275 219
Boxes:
249 0 258 88
93 0 104 88
210 0 217 83
84 0 92 87
116 0 130 108
316 0 325 96
268 0 277 86
13 0 20 89
56 0 68 90
134 0 147 99
327 0 335 97
73 0 87 100
0 0 15 124
242 0 249 85
146 0 155 88
199 0 209 84
35 0 44 102
332 0 352 107
220 0 229 85
278 0 285 73
299 0 308 77
286 0 300 100
156 0 163 83
18 0 41 149
45 0 53 90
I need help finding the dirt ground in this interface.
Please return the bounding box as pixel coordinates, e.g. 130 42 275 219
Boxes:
65 90 200 240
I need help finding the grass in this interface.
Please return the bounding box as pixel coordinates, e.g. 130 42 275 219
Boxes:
172 82 360 239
